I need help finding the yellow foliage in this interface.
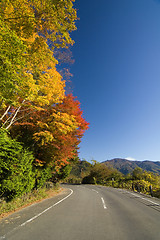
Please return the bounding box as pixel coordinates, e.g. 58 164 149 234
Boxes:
0 0 77 131
33 131 55 145
36 68 65 105
37 121 49 129
51 111 78 134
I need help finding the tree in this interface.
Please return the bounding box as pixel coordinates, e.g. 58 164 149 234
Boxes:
132 167 143 180
1 0 77 48
10 94 89 182
82 161 113 184
69 159 92 179
0 18 27 109
0 129 35 199
0 0 77 129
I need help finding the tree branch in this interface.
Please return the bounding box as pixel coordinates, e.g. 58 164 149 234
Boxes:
0 105 11 121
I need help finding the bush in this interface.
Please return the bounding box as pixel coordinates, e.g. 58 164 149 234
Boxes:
0 129 35 200
34 166 52 189
65 175 82 184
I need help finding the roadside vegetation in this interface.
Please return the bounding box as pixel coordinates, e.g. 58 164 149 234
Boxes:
66 160 160 198
0 0 159 218
0 0 89 215
0 183 60 218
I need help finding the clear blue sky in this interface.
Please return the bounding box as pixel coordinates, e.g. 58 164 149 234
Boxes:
69 0 160 162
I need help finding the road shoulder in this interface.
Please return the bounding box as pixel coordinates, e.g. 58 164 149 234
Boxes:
0 187 70 237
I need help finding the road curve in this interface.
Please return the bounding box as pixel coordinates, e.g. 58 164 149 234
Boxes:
0 184 160 240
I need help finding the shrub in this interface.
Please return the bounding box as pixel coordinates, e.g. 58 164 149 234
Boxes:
34 166 52 189
0 129 35 200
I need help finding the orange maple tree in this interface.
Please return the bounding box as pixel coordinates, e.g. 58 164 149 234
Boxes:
11 94 89 179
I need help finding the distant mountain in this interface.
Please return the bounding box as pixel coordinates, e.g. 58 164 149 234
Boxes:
102 158 160 175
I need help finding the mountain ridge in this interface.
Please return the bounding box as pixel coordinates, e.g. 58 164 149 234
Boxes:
102 158 160 175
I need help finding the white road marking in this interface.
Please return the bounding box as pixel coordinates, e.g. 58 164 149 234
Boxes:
128 192 160 206
101 197 107 209
0 189 73 239
21 188 73 226
92 189 99 194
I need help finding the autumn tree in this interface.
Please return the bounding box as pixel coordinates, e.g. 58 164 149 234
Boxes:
0 0 77 129
10 94 89 182
0 0 91 193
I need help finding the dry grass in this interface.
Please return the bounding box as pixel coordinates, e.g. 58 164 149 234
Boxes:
0 185 63 219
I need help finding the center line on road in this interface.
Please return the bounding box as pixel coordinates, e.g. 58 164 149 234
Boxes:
101 197 107 209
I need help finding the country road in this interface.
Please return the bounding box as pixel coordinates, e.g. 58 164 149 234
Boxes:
1 184 160 240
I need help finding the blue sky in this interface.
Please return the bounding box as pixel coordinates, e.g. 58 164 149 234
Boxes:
69 0 160 162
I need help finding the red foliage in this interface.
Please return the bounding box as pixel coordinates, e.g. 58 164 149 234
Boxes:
55 94 89 138
11 94 89 171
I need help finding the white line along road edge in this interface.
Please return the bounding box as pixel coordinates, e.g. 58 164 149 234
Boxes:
0 189 73 239
92 189 99 194
127 191 160 206
21 188 73 226
101 197 107 209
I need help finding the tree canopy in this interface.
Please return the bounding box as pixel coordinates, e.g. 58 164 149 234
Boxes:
0 0 77 129
0 1 90 200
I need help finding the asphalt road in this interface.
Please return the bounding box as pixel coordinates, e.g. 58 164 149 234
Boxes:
0 184 160 240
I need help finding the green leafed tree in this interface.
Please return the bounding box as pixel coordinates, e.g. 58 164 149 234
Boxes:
0 129 35 199
132 167 143 180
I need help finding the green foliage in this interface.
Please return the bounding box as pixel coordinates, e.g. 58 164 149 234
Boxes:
82 161 122 185
70 160 92 178
65 159 93 184
0 129 35 199
66 175 82 184
77 160 160 198
49 164 72 183
0 0 90 205
0 185 60 216
34 166 52 189
0 18 27 107
34 164 72 189
58 164 72 180
132 167 143 180
89 162 111 184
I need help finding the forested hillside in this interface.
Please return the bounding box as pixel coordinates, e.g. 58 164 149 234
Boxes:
66 160 160 198
102 158 160 175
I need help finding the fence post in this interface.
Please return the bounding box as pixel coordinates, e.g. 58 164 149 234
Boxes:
112 178 114 187
149 185 153 197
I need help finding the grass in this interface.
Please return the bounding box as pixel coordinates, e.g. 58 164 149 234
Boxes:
0 183 61 219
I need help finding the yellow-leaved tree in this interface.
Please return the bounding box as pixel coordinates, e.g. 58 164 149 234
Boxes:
0 0 77 129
